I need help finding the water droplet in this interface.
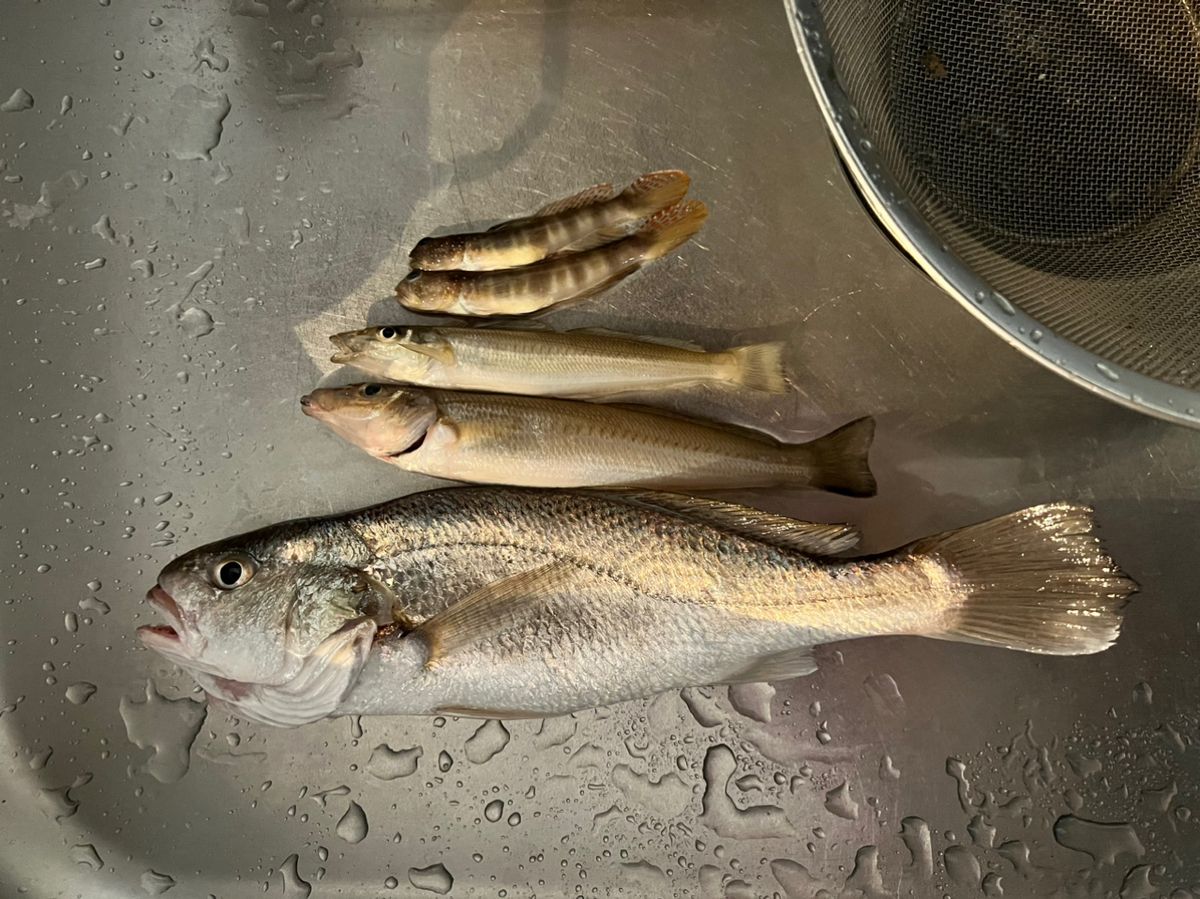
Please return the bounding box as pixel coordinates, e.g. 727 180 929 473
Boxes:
699 744 795 839
1096 362 1121 382
119 680 207 783
65 682 97 705
278 854 311 898
177 307 215 339
1133 681 1152 704
131 259 154 279
968 814 996 848
335 801 368 844
992 292 1016 315
728 682 774 723
193 36 230 72
153 492 173 505
1053 815 1144 865
83 257 106 271
384 876 399 889
844 845 883 896
1120 865 1155 899
408 863 453 895
165 86 231 161
437 750 453 772
863 672 904 712
484 799 504 822
140 870 175 895
149 14 163 25
770 859 823 897
946 757 976 812
982 872 1004 896
824 781 859 820
310 784 349 807
900 817 933 878
1030 329 1044 344
29 747 53 770
71 843 103 870
36 564 51 574
2 89 35 113
60 95 73 115
944 845 981 885
232 0 269 15
879 754 900 780
464 719 510 764
367 743 421 780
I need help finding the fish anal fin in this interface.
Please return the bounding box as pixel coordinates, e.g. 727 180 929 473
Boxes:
415 561 578 668
602 490 861 554
436 705 547 720
533 182 616 217
719 646 818 685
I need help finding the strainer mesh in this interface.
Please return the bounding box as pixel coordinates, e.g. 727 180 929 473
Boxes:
817 0 1200 389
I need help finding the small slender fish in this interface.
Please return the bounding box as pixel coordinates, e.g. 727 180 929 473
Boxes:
329 325 788 398
138 486 1136 726
396 200 709 316
299 384 876 495
409 170 691 271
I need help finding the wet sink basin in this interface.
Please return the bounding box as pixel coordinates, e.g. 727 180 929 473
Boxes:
2 0 1198 896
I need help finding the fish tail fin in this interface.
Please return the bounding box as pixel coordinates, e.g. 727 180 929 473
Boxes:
727 342 788 393
798 416 876 497
621 169 691 217
913 504 1137 655
636 200 708 262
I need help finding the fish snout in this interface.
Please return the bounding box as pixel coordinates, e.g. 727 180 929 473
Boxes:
328 333 356 364
300 392 321 416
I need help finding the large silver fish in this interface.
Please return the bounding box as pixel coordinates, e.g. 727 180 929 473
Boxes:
409 170 691 271
395 200 708 316
137 487 1135 727
328 325 787 398
299 383 876 495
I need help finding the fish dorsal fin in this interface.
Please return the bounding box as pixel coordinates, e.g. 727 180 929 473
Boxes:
487 215 537 232
602 403 781 442
601 489 860 555
566 327 705 352
533 182 616 217
718 646 818 685
414 562 578 668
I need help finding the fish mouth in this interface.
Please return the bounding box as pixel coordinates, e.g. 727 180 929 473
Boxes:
300 393 320 416
328 334 356 364
137 586 184 648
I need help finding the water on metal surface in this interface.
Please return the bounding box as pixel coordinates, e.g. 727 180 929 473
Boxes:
2 0 1198 896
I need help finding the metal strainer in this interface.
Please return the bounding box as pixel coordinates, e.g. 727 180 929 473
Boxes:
786 0 1200 427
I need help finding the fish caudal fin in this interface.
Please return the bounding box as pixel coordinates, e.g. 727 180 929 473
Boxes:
621 169 691 217
915 504 1137 655
728 342 788 393
801 416 877 497
637 200 708 262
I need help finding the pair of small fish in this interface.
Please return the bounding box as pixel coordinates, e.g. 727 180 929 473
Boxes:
307 325 874 495
397 170 707 315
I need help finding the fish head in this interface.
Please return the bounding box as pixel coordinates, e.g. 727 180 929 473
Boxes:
139 525 391 725
408 235 465 271
300 383 439 459
329 326 445 380
395 269 461 313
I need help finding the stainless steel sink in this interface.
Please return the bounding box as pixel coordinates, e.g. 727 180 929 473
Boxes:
2 0 1197 896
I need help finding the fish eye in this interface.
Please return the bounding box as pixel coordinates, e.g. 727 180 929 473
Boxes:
362 383 383 397
379 326 397 340
208 555 257 590
404 270 422 282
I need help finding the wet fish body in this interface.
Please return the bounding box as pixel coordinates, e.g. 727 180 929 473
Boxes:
300 384 876 495
408 170 690 271
329 325 787 398
138 487 1136 727
396 200 708 316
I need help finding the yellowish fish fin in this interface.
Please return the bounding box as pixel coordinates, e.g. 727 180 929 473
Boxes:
551 222 640 254
533 182 616 218
728 342 788 394
913 503 1137 655
636 200 708 262
620 169 691 217
401 335 456 365
435 705 548 720
598 489 860 554
416 561 579 668
718 646 818 685
487 214 538 232
798 416 876 497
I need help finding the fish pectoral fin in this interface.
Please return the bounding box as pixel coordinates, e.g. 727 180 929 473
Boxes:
551 223 639 254
414 561 579 668
718 646 818 685
532 182 617 217
596 490 861 554
435 705 548 720
401 336 456 365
